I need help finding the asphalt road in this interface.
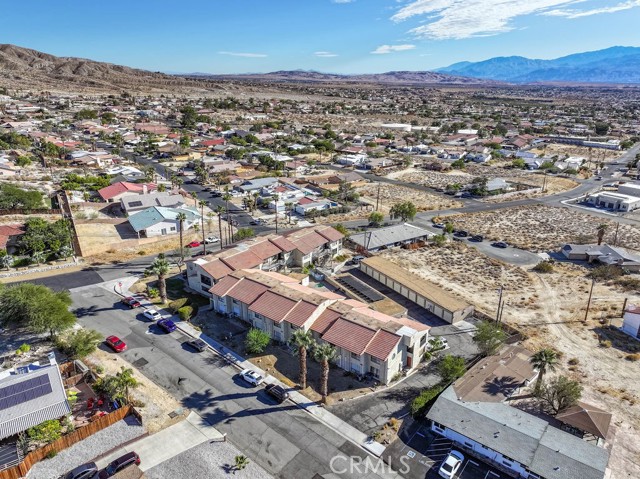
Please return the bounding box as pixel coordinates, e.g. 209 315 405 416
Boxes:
70 285 400 479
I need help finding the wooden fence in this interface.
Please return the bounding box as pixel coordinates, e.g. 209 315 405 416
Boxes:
0 405 135 479
0 209 62 216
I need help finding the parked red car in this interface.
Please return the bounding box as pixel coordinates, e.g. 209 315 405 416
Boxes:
187 241 201 248
105 335 127 353
121 296 141 309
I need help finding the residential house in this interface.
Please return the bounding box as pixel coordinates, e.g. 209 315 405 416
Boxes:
561 244 640 272
426 346 610 479
208 269 430 383
586 191 640 212
186 226 344 295
98 182 157 203
105 165 145 182
120 192 185 215
349 223 433 252
236 177 279 194
0 358 71 441
127 206 200 238
0 224 25 254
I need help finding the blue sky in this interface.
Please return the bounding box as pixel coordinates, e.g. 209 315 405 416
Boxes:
3 0 640 74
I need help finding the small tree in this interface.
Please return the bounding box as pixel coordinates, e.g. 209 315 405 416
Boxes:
438 355 466 383
1 254 14 270
530 348 559 395
389 201 417 222
245 328 271 354
234 455 249 472
473 321 507 356
537 375 582 414
333 223 349 237
57 329 102 359
27 419 62 444
368 211 384 227
431 234 446 247
596 224 608 246
178 306 193 321
148 254 170 303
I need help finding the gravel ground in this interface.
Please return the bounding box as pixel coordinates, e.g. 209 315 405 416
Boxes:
144 440 273 479
28 417 145 479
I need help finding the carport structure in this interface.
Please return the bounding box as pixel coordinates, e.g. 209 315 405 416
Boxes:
556 401 612 445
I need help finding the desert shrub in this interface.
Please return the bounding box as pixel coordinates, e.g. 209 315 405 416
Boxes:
169 298 189 313
95 365 105 374
245 328 271 354
411 386 443 418
56 329 102 358
16 343 31 355
178 306 193 321
567 358 580 366
615 276 640 291
589 265 622 281
533 261 554 273
626 353 640 362
600 339 612 348
147 287 159 298
46 450 58 459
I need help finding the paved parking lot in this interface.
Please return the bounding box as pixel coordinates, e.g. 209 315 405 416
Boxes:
386 423 508 479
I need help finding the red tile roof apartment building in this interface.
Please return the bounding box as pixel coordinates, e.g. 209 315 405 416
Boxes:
209 269 430 384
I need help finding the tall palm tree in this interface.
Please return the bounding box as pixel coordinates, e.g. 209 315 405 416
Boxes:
313 343 336 404
252 192 260 213
530 348 558 395
596 224 608 245
148 254 170 303
199 200 208 254
285 202 293 224
190 191 198 207
115 367 139 403
176 212 187 264
290 329 314 389
223 187 233 244
272 193 280 234
215 205 225 249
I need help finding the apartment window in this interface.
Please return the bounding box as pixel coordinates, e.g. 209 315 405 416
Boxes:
170 226 176 231
420 335 427 346
369 366 379 378
370 356 380 364
200 275 212 286
201 286 210 293
351 352 359 360
232 298 239 304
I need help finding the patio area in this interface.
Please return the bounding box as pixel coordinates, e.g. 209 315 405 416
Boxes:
67 380 111 428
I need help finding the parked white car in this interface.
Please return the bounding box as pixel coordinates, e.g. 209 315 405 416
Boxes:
143 309 162 322
204 236 220 244
239 369 264 387
438 450 464 479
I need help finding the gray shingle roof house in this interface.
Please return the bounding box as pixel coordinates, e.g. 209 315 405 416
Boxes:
426 347 610 479
349 223 433 252
561 243 640 272
0 362 70 440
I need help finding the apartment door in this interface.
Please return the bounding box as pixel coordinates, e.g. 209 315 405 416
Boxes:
406 356 412 368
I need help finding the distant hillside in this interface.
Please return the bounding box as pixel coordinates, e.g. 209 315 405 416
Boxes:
437 46 640 84
198 69 494 85
0 44 224 94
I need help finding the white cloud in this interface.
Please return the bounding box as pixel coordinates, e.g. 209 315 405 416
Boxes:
332 0 355 3
371 44 416 54
391 0 640 40
217 51 267 58
542 0 640 18
315 51 339 57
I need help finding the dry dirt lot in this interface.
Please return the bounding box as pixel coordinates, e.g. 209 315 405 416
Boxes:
529 143 622 162
356 183 462 213
85 349 186 433
446 204 640 252
380 246 640 479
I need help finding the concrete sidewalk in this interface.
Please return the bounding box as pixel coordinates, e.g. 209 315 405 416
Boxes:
175 320 386 458
95 411 225 472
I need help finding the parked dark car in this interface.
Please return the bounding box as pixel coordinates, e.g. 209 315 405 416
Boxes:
453 230 468 237
210 191 223 197
469 235 484 242
265 384 290 403
157 319 177 333
98 452 140 478
63 462 98 479
121 296 141 309
186 338 207 352
491 241 508 248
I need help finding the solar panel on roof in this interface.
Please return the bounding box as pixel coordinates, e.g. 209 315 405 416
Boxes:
0 374 53 411
336 275 385 303
128 200 143 207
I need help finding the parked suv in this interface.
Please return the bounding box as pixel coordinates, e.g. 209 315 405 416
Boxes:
265 384 290 403
98 452 140 478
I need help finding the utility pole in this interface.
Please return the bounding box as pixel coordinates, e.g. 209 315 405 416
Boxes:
584 278 595 322
375 184 381 212
613 222 620 246
496 286 503 322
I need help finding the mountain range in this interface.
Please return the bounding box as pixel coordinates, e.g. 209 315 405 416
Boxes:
437 46 640 84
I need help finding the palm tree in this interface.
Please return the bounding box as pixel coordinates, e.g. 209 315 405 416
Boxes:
252 192 260 213
215 205 225 249
199 200 208 255
285 202 293 224
176 212 187 264
223 187 233 244
290 329 314 389
115 367 139 403
313 343 336 404
530 348 558 395
272 193 280 234
148 254 170 303
190 191 198 207
596 224 608 245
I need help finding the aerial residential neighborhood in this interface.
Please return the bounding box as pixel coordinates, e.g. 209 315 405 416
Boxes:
1 4 640 479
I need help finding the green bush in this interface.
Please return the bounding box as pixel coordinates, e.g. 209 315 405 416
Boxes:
147 287 159 298
438 355 466 383
17 343 31 354
46 450 58 459
27 419 62 444
411 386 443 418
533 261 554 273
245 328 271 354
178 306 193 321
169 298 189 313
